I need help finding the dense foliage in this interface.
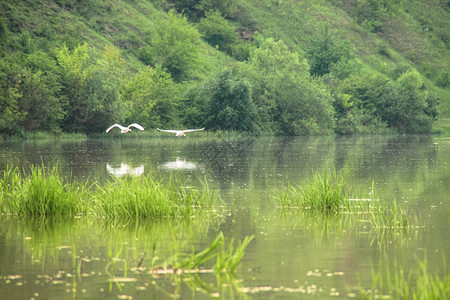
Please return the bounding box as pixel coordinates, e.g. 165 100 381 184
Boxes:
0 0 448 136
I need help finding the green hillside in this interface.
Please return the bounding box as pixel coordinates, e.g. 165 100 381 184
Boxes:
0 0 449 136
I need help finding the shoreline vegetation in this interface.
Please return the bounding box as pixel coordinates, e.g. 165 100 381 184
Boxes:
2 129 449 142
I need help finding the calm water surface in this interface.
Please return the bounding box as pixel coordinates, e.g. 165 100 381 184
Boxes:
0 135 449 299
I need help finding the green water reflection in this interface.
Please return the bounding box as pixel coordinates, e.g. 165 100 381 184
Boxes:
0 135 449 299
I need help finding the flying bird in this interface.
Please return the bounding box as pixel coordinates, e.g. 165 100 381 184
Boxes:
106 123 145 133
157 128 205 137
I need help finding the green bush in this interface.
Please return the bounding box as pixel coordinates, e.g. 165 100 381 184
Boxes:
197 10 239 55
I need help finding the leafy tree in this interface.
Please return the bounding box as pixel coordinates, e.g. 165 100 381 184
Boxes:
170 0 237 19
123 65 183 128
170 0 202 19
0 17 8 45
145 10 201 81
18 51 64 132
195 0 238 18
329 67 391 134
180 81 210 128
0 54 26 135
56 43 125 133
206 68 255 131
0 51 63 135
0 72 24 135
307 24 352 77
197 10 239 55
246 37 334 135
377 70 438 133
55 43 93 131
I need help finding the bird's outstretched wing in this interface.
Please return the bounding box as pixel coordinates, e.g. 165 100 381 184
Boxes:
157 128 179 133
182 128 205 133
129 123 145 131
106 124 126 133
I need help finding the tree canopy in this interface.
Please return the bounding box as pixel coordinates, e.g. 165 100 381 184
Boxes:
0 0 447 136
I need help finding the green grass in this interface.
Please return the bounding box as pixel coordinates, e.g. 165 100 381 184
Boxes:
278 169 349 212
365 255 449 299
0 165 90 217
0 164 218 220
2 131 88 141
368 199 411 230
94 176 216 219
276 169 415 232
434 118 450 135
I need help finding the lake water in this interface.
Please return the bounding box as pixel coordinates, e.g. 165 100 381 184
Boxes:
0 135 449 299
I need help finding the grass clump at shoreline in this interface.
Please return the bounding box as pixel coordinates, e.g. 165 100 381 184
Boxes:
0 165 217 220
3 131 88 141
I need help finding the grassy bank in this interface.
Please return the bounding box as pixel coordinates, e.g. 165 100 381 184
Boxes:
2 131 88 141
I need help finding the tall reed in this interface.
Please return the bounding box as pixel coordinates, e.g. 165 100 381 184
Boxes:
93 176 215 219
369 199 411 229
278 169 348 212
0 165 89 217
366 255 449 299
1 164 217 219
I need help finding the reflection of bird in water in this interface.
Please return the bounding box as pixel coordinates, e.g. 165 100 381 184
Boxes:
159 158 197 170
106 123 145 133
157 128 205 137
106 163 144 177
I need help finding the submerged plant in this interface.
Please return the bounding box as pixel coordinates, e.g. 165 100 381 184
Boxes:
277 169 348 212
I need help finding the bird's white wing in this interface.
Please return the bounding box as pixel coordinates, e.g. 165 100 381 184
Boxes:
106 124 126 133
157 128 179 133
182 128 205 133
129 123 145 131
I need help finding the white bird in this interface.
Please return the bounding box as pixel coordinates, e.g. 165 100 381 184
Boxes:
157 127 205 137
107 163 144 177
106 123 145 133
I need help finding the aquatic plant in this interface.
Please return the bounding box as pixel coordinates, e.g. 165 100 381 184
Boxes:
215 233 255 274
1 164 218 220
149 232 254 275
0 165 89 217
94 176 215 219
278 169 348 212
368 199 411 229
364 255 449 299
276 171 415 229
